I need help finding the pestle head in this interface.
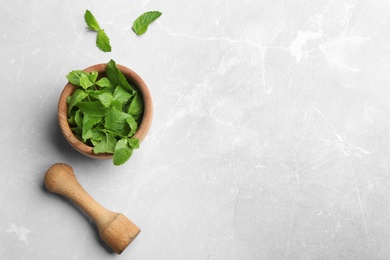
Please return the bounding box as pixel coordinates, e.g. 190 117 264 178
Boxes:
99 213 141 254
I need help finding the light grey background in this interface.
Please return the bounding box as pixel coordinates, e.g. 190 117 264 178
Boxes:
1 0 390 259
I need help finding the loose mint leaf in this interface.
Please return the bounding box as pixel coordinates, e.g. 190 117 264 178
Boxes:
126 116 138 136
79 101 109 117
67 89 87 113
113 86 133 104
96 29 111 52
84 10 101 31
93 132 117 154
128 91 143 117
104 110 131 135
84 10 111 52
106 60 135 93
79 73 94 89
132 11 162 36
82 114 102 142
128 137 140 149
113 139 133 166
66 70 88 86
95 77 112 88
97 92 113 107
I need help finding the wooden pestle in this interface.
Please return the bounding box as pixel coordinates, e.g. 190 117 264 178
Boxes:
44 163 140 254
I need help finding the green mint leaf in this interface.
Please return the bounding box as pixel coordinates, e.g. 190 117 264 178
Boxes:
132 11 162 36
84 10 101 31
96 29 111 52
95 77 112 88
78 101 109 117
82 114 102 142
67 89 87 113
68 115 76 125
128 91 143 117
128 137 140 149
66 70 97 87
93 132 117 154
97 92 113 107
88 89 109 100
113 139 133 166
104 110 131 135
84 10 111 52
113 86 133 104
89 71 98 83
79 73 94 89
110 99 123 112
126 116 138 137
74 110 82 127
66 70 88 86
90 127 105 141
106 60 135 93
71 126 82 136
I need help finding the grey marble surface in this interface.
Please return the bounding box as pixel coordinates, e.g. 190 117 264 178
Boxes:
1 0 390 259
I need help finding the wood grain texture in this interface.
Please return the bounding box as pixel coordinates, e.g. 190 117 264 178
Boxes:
58 63 153 159
44 163 140 254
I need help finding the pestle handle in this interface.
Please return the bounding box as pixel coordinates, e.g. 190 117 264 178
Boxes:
44 163 112 225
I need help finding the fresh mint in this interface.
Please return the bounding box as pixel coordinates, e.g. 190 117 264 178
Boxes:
106 60 135 93
132 11 162 36
96 30 111 52
84 10 112 52
66 60 143 166
84 10 101 31
113 139 133 166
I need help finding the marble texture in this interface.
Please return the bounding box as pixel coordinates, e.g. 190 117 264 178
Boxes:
1 0 390 259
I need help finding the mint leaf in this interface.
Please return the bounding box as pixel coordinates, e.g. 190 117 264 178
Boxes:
84 10 111 52
95 77 112 88
84 10 101 31
91 127 105 142
132 11 162 36
67 89 87 113
113 86 133 104
128 91 143 117
113 139 133 166
74 110 82 127
106 60 135 93
97 92 113 107
96 29 111 52
79 73 94 90
68 115 76 125
82 114 102 142
79 101 109 117
66 70 89 86
88 71 98 83
126 116 138 137
93 132 117 154
110 99 123 112
104 110 131 135
128 137 140 149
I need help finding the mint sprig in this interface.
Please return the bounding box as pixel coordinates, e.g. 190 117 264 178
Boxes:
84 10 112 52
66 60 144 166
